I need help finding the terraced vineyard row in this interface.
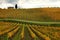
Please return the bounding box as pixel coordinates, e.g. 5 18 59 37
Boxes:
0 22 60 40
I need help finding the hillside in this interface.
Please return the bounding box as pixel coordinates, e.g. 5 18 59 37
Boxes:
0 8 60 40
0 8 60 22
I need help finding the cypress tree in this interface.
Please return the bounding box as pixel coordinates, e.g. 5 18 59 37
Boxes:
15 4 17 9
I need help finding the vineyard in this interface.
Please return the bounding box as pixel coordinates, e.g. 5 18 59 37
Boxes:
0 20 60 40
0 8 60 22
0 8 60 40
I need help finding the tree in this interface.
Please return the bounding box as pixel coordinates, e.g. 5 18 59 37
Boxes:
15 4 18 9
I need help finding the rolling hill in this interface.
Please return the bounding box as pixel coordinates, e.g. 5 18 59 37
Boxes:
0 8 60 22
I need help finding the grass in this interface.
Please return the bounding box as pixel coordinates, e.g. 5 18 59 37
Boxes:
0 19 60 27
0 34 8 40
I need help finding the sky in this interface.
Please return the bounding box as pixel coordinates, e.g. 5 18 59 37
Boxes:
0 0 60 9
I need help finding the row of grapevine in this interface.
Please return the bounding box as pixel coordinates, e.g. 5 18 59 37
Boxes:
30 26 51 40
26 25 37 40
8 26 20 38
0 23 18 35
32 25 60 40
0 22 16 31
0 22 60 40
8 23 23 40
20 25 24 40
0 23 22 40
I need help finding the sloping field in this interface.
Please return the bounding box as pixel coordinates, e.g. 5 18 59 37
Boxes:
0 8 60 40
0 8 60 22
0 21 60 40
